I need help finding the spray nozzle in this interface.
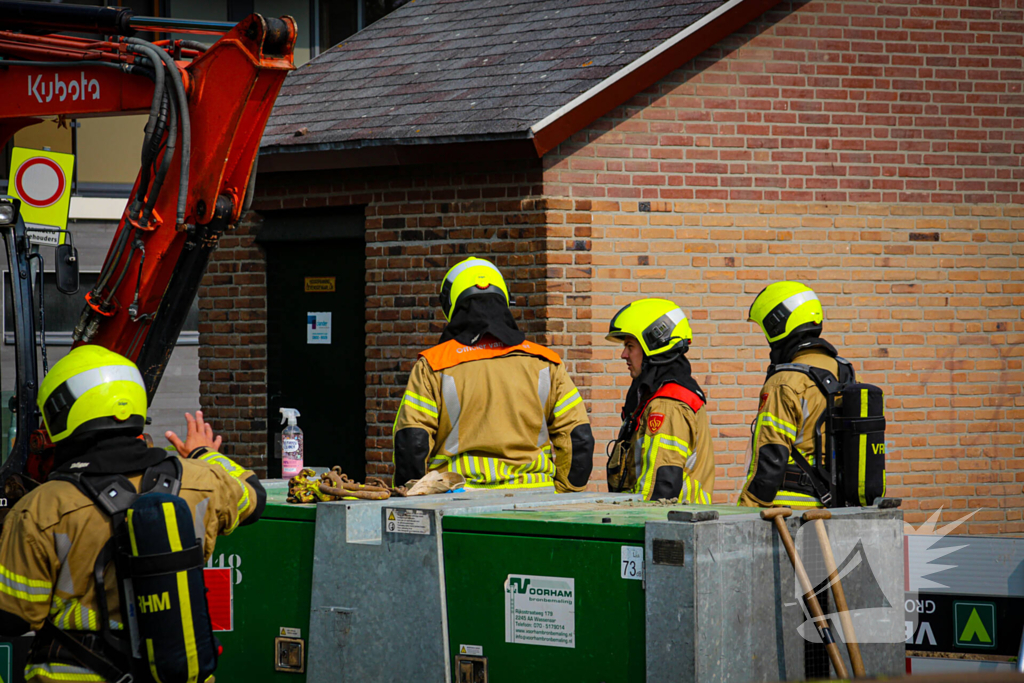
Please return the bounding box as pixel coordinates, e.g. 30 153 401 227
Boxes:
280 407 300 426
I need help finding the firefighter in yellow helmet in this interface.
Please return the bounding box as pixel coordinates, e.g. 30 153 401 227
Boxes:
605 299 714 503
392 257 594 492
0 346 264 683
739 282 854 508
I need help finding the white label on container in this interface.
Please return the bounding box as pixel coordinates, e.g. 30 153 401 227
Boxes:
279 627 301 638
504 574 575 648
283 438 299 453
385 508 430 535
458 644 483 656
621 546 644 580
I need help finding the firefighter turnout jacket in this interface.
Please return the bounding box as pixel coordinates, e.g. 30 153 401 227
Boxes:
0 448 261 683
393 337 594 492
738 348 836 508
617 384 714 503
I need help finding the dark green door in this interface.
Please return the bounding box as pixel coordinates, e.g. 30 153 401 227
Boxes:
265 235 365 479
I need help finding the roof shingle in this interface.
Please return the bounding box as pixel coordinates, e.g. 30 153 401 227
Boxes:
261 0 729 152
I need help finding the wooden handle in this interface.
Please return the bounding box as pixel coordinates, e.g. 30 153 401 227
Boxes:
806 515 866 677
802 509 831 521
760 507 792 521
767 513 851 679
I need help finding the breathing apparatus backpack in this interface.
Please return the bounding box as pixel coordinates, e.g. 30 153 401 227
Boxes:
44 454 218 683
766 357 887 507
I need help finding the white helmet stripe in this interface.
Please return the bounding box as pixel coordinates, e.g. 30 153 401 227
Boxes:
444 258 501 284
65 364 146 400
781 290 818 314
665 307 685 326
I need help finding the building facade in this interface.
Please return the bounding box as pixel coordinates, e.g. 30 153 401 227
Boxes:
202 0 1024 533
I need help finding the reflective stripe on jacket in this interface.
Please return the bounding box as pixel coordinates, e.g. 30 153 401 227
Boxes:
0 452 258 683
738 348 837 508
392 338 591 492
625 384 715 503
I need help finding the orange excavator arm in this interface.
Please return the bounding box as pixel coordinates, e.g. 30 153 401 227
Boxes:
0 1 295 493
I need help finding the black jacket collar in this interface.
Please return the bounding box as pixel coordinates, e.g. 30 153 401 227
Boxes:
51 436 170 478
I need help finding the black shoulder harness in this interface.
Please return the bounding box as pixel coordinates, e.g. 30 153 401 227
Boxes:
763 356 856 507
43 454 183 682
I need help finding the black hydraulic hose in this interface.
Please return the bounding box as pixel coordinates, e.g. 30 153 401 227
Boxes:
26 252 48 376
242 155 258 215
138 50 165 170
105 237 140 302
123 45 165 159
91 218 132 297
128 242 147 321
0 1 134 35
125 43 169 223
177 40 210 53
142 92 177 224
127 37 190 227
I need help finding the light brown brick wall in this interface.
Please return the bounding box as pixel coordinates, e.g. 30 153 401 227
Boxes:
541 0 1024 532
546 199 1024 533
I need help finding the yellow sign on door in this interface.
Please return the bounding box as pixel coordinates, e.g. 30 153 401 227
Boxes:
8 147 75 246
304 277 336 292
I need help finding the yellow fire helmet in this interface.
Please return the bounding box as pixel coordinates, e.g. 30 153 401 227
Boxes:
748 281 824 344
438 257 510 321
606 298 693 357
37 345 148 443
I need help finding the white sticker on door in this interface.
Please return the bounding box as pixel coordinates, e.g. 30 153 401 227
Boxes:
504 574 575 648
621 546 644 580
306 312 332 344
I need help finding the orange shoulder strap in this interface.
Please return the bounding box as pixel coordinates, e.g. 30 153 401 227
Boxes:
419 339 561 371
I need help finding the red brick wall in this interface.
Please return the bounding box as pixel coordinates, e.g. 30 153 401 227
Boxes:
198 220 269 474
542 0 1024 532
202 160 593 477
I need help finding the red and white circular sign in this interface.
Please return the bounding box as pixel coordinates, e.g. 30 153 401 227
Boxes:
14 156 66 209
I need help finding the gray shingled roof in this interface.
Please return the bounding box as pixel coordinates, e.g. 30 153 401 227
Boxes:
261 0 730 152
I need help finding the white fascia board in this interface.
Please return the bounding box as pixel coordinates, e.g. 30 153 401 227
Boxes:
69 196 128 221
530 0 747 135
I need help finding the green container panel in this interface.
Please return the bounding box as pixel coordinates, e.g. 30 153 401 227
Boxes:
442 503 751 539
442 506 712 683
442 504 756 683
211 483 316 681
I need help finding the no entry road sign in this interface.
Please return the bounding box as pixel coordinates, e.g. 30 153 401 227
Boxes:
8 147 75 246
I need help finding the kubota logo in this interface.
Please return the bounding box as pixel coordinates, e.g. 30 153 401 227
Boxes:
27 72 101 104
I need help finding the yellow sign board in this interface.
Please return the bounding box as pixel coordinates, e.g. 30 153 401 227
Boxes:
304 277 336 293
8 147 75 246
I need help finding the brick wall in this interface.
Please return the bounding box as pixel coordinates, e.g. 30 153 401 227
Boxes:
202 160 592 477
202 0 1023 533
541 0 1024 533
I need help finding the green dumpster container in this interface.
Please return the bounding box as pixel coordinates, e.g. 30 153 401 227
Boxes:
442 503 905 683
443 505 664 683
209 480 315 680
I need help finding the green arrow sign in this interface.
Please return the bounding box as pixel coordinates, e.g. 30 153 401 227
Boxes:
954 601 996 648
